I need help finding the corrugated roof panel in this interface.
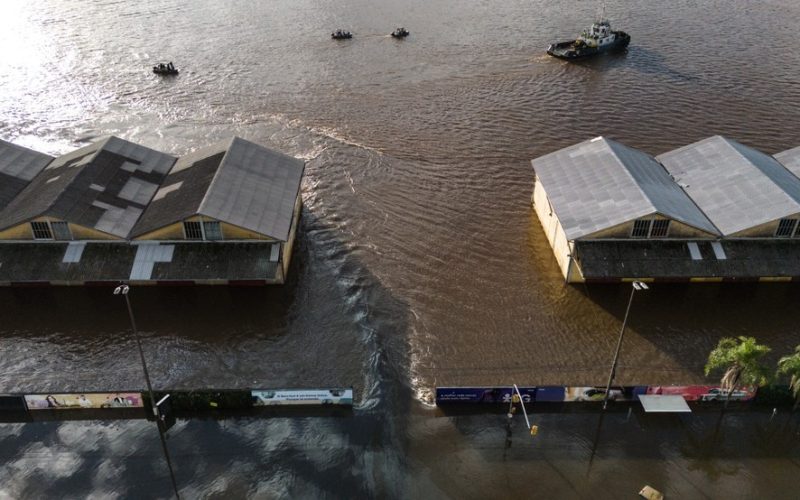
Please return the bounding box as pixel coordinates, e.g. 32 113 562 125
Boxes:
775 146 800 180
118 177 159 205
532 137 717 240
198 137 304 241
0 140 53 181
0 136 175 238
62 242 86 263
657 136 800 236
130 147 228 238
0 140 54 211
687 242 702 260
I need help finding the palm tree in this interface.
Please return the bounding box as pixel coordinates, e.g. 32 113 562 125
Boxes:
704 336 771 407
777 345 800 411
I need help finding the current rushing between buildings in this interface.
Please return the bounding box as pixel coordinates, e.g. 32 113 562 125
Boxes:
532 136 800 283
0 136 305 285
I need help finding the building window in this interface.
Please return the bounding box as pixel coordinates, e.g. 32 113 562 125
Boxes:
631 219 651 238
776 218 798 237
51 221 72 240
631 218 671 238
31 221 53 240
203 221 222 240
650 219 670 238
183 221 203 240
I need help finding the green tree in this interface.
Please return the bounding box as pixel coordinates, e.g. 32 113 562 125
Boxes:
704 336 771 406
777 345 800 411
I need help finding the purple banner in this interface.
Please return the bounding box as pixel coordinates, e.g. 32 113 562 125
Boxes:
435 387 537 404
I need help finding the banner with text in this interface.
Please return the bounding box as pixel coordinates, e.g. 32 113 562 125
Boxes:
24 393 143 410
251 389 353 406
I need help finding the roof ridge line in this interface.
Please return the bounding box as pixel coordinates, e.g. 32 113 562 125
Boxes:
603 138 660 214
726 137 800 209
607 138 721 236
197 136 237 216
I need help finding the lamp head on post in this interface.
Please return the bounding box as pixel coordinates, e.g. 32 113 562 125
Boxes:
632 281 649 291
114 284 130 295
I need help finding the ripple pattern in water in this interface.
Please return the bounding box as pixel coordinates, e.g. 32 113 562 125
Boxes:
1 0 800 400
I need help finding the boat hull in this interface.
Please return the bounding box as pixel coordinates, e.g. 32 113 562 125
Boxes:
547 31 630 60
153 67 179 75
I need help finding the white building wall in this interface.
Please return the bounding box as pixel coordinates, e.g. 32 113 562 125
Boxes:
532 177 581 282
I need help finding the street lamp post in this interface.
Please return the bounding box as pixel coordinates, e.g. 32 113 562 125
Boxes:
114 284 180 499
602 281 649 410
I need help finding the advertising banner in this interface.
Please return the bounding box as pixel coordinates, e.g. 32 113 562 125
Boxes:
435 386 650 404
563 386 647 402
251 389 353 406
435 387 537 404
646 385 756 402
24 393 143 410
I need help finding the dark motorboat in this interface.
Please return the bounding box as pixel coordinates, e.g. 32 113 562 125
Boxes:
153 63 178 75
390 27 409 38
547 19 629 60
331 29 352 40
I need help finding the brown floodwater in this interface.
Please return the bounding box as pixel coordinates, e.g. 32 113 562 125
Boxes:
1 0 799 497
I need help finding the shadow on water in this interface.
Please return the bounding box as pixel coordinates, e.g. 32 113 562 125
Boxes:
0 210 417 498
578 283 800 381
625 47 698 82
567 46 697 83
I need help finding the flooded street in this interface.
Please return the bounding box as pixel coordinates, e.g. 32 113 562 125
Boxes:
1 0 800 497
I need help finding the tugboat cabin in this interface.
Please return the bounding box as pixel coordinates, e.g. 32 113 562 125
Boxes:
580 21 614 48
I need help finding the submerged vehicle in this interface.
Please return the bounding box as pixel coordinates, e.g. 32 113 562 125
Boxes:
547 18 629 60
331 29 352 40
390 27 409 38
153 62 178 75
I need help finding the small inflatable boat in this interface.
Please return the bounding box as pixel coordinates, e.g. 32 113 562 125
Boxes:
391 27 409 38
331 30 352 40
153 64 178 75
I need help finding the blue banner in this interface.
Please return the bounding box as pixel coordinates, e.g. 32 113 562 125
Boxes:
435 387 537 404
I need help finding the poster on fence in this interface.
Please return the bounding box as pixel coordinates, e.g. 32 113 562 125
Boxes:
645 385 756 402
435 387 538 404
24 393 143 410
251 389 353 406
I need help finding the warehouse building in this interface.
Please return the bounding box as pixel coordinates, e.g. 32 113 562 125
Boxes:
532 136 800 283
0 136 304 285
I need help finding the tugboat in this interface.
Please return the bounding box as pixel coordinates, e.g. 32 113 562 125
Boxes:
390 27 409 38
331 29 352 40
153 62 178 75
547 17 629 60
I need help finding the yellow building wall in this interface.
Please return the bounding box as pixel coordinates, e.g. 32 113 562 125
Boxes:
68 223 119 240
0 217 118 240
0 223 32 240
134 216 281 241
729 215 800 237
582 215 715 239
134 222 186 240
532 177 575 281
280 194 303 279
219 222 274 241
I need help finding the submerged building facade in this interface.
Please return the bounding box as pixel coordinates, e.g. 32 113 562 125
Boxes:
0 136 304 285
532 136 800 283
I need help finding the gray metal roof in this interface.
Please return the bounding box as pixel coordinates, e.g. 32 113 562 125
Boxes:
657 136 800 236
0 140 53 210
132 137 305 241
531 137 718 240
130 141 228 237
774 145 800 179
0 136 175 238
200 137 305 241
